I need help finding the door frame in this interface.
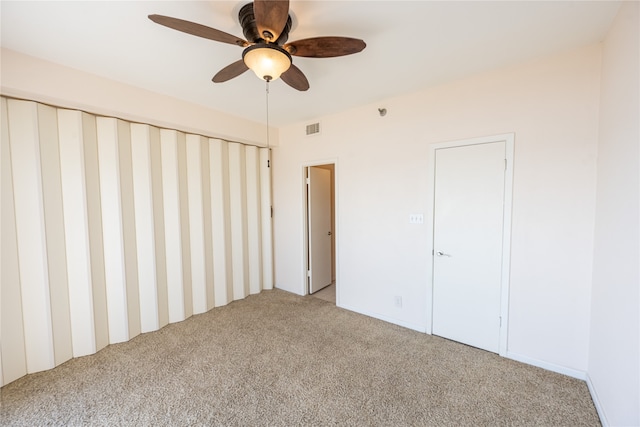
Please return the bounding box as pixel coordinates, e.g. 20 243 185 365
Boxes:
425 133 514 356
301 159 338 301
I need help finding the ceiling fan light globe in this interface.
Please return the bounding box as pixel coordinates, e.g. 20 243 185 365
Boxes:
243 44 292 82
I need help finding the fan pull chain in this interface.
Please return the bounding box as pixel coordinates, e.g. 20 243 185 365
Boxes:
265 79 270 168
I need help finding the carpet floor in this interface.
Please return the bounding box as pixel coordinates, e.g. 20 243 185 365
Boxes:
1 289 599 426
310 283 336 304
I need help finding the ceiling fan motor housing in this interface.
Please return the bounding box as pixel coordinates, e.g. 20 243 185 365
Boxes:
239 3 292 45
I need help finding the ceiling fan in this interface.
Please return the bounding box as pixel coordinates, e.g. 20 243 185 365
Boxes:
148 0 366 91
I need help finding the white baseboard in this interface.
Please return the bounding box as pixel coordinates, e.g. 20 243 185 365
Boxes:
506 351 587 380
506 354 610 425
338 303 426 333
586 373 609 427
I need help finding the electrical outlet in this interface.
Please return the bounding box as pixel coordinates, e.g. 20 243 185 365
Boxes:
394 296 402 308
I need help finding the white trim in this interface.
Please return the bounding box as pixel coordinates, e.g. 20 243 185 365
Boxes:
300 166 308 296
426 133 515 356
425 148 436 333
500 137 514 356
586 374 609 427
506 351 586 380
340 303 426 333
300 159 339 301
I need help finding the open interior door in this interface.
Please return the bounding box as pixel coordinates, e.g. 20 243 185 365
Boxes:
308 166 332 294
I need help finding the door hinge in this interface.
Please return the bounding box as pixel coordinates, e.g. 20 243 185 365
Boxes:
307 270 311 277
306 177 310 184
504 159 507 171
499 316 502 327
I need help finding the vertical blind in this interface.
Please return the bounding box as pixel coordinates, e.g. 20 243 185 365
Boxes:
0 97 273 386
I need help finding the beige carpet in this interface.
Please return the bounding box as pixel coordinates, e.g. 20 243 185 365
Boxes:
1 289 599 426
311 283 336 304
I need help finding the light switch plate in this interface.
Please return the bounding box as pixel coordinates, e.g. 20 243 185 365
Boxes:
409 214 424 224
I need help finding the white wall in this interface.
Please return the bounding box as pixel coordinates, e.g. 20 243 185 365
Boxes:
588 2 640 426
273 44 602 374
0 48 273 146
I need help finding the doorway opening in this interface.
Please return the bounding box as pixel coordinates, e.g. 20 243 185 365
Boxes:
304 163 336 304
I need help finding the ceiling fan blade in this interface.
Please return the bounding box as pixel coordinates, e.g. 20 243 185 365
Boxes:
253 0 290 42
149 14 247 47
281 64 309 91
285 37 366 58
212 60 249 83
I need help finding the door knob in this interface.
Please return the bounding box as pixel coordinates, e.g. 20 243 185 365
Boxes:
436 251 451 257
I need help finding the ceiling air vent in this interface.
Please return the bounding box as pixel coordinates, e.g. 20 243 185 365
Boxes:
306 122 320 136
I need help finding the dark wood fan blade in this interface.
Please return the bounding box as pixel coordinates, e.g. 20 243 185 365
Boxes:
285 37 366 58
253 0 290 42
149 15 247 47
212 60 249 83
281 64 309 91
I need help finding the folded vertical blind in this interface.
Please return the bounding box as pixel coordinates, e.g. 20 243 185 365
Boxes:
0 97 273 386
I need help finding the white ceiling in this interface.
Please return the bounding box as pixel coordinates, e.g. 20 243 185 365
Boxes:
1 1 621 127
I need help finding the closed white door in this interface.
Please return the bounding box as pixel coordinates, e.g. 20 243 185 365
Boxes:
432 141 506 353
308 167 332 294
